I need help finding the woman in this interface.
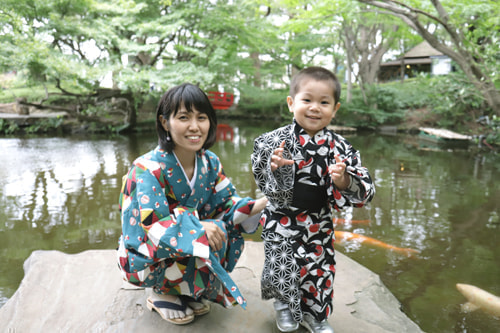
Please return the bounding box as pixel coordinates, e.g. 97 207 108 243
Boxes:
117 83 267 325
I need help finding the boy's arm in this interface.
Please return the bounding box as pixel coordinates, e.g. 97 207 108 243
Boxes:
329 139 375 208
251 135 295 208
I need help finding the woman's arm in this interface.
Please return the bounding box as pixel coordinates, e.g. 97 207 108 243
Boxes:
120 162 211 262
250 197 268 216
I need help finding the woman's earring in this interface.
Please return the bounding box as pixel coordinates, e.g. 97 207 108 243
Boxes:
166 131 171 142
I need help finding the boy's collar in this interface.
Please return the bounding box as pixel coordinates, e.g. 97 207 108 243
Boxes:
292 119 326 139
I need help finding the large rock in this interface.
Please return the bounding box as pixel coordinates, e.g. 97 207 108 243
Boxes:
0 242 423 333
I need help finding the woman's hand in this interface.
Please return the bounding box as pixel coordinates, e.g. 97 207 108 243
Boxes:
200 221 226 252
250 197 268 216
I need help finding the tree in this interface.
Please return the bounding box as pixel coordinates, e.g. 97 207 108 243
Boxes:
339 4 400 104
358 0 500 115
0 0 280 128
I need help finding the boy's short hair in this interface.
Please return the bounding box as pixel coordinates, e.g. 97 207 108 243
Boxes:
156 83 218 152
289 66 341 104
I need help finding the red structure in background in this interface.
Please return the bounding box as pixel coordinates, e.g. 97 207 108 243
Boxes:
208 91 235 141
216 123 234 142
207 91 234 110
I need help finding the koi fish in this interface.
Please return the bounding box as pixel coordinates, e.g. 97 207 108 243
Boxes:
334 230 420 257
332 218 371 225
456 283 500 318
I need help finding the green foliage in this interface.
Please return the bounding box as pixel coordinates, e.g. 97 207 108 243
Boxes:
0 119 19 134
24 117 64 134
238 84 288 117
1 0 498 134
382 76 434 109
340 85 406 127
356 0 500 114
478 115 500 147
0 116 64 135
428 73 486 128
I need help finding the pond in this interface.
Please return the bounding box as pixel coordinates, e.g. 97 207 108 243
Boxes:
0 119 499 333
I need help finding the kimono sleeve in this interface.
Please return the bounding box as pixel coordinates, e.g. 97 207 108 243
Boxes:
330 137 375 208
251 134 294 209
119 162 210 271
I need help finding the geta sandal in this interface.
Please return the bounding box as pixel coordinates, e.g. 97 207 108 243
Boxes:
146 297 195 325
180 295 211 316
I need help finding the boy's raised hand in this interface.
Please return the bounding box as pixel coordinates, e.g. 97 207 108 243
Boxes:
329 155 350 190
271 140 294 172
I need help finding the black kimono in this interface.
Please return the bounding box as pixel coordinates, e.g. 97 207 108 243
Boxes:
251 120 375 322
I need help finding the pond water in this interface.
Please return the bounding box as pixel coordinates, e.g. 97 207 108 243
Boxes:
0 119 499 333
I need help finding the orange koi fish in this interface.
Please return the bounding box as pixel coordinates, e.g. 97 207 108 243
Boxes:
334 230 420 257
456 283 500 318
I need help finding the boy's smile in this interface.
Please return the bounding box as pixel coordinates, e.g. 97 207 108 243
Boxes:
287 79 340 137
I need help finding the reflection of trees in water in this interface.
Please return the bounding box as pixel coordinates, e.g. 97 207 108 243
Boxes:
2 145 128 257
353 134 500 333
0 137 146 307
213 126 258 199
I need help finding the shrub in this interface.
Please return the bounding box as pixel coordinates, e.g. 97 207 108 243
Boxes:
427 73 486 129
339 84 405 128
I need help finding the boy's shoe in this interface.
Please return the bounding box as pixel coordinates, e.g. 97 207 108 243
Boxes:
300 313 334 333
273 300 299 332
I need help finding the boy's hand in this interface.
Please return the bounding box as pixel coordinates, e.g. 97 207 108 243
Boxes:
270 140 294 172
329 155 350 190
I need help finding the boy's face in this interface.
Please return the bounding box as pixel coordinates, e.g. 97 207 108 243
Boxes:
287 79 340 137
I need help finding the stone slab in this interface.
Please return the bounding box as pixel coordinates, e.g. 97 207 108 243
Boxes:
0 242 423 333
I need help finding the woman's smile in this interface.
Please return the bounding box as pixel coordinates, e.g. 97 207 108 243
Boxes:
186 135 202 141
166 106 210 155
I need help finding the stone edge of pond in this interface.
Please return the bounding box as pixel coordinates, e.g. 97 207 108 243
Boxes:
0 241 423 333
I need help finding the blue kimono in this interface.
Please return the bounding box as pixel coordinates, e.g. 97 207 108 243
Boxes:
117 147 259 309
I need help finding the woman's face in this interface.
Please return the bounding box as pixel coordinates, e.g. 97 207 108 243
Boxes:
160 103 210 156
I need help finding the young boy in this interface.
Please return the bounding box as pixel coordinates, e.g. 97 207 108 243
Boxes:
251 67 375 333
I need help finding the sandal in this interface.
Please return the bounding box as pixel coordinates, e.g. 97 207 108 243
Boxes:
146 297 195 325
180 295 211 316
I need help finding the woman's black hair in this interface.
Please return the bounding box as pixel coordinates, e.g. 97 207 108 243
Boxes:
156 83 218 152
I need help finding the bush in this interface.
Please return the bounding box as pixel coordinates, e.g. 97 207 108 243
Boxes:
339 84 405 127
0 119 19 134
427 73 486 129
383 75 434 109
478 115 500 147
238 84 287 118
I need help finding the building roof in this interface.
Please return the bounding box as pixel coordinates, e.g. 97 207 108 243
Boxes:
380 57 432 67
380 41 444 67
405 41 443 58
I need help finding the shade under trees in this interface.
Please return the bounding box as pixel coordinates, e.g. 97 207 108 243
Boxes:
0 0 498 127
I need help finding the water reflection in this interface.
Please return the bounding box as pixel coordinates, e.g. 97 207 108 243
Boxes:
0 125 499 333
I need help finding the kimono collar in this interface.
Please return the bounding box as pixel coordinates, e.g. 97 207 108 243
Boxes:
173 151 198 189
292 119 328 146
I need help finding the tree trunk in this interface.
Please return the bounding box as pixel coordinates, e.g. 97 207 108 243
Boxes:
359 0 500 115
342 18 396 106
346 55 353 103
250 51 261 87
400 59 405 83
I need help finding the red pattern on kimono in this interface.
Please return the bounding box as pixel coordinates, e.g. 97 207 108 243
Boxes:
117 147 258 308
251 120 375 322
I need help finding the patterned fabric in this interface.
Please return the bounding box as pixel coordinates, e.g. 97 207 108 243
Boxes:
117 147 258 309
251 120 375 322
